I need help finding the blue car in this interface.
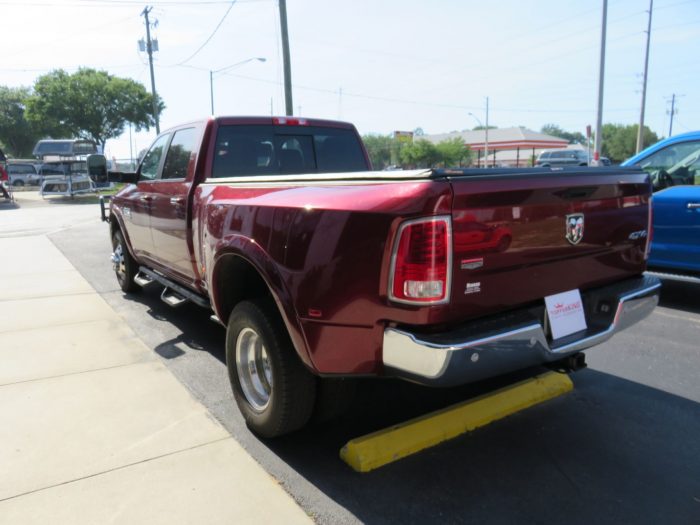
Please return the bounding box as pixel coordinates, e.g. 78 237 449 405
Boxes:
622 131 700 277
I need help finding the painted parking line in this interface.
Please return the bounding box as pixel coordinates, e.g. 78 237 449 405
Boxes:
340 371 573 473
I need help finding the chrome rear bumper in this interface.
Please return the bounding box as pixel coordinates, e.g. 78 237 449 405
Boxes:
383 275 661 387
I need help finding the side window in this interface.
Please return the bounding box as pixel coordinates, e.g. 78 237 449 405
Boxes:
140 134 171 181
637 141 700 189
551 151 564 159
162 128 197 180
211 124 367 177
10 165 35 174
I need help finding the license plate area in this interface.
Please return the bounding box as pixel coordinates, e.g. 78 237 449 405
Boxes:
544 289 588 341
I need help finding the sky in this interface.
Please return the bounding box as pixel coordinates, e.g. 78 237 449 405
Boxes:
2 0 699 160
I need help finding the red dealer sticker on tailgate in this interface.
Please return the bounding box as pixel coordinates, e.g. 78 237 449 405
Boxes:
544 289 587 340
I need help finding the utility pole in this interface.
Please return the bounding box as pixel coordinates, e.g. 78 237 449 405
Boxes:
141 6 160 133
278 0 293 116
665 93 683 136
593 0 608 166
635 0 653 154
484 97 489 168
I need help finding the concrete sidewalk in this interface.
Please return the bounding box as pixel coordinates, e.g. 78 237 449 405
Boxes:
0 231 312 523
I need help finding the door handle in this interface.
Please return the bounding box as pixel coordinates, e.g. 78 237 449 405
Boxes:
170 197 185 205
687 202 700 210
139 195 153 202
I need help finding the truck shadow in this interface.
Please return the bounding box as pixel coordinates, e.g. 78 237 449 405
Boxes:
0 201 19 209
657 278 700 315
263 369 700 524
134 285 226 362
116 284 700 525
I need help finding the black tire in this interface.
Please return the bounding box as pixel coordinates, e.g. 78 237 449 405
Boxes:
12 180 24 187
111 229 139 293
226 299 316 438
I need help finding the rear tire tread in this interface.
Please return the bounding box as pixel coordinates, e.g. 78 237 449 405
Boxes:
227 299 316 437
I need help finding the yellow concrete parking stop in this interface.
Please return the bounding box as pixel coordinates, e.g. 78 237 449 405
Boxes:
340 371 574 473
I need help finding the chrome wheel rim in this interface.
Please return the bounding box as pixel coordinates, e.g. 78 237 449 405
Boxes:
112 242 126 282
235 327 273 411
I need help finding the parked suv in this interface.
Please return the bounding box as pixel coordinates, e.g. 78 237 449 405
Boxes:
7 161 41 186
536 149 589 167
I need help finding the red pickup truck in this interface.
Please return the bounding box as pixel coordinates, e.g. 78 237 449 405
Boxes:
106 116 660 437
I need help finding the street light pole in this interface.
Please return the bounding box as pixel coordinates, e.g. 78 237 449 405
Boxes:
210 70 214 115
209 57 266 115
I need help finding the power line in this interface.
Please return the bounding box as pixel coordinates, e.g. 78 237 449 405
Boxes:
169 1 237 66
0 63 143 72
5 14 135 59
0 0 265 5
655 0 699 10
222 71 639 114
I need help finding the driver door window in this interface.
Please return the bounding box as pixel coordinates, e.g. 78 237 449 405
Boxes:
140 134 171 180
637 141 700 190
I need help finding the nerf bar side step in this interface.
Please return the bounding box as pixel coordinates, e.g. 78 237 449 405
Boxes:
137 266 210 309
161 287 187 307
133 271 154 287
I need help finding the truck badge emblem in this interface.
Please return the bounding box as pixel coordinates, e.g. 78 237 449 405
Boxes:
565 213 584 245
464 282 481 295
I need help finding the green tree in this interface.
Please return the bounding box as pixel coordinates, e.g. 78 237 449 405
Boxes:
400 139 440 168
26 68 163 149
540 123 586 145
0 86 44 157
435 137 473 167
601 123 659 163
362 134 394 169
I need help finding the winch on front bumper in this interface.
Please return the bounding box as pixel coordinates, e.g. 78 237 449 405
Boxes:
383 275 661 387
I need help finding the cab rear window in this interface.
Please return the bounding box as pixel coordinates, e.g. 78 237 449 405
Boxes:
212 125 367 178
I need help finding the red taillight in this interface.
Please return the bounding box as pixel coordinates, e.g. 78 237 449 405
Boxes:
272 117 308 126
389 216 452 305
645 196 653 260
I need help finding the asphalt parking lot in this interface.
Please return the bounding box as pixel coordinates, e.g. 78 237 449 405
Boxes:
12 195 700 524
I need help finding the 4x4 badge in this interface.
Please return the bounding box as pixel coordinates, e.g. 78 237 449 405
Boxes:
565 213 584 245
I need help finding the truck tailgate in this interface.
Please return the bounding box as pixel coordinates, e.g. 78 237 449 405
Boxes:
447 170 651 319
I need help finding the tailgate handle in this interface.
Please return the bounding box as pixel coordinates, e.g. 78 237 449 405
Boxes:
687 202 700 210
555 186 597 200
